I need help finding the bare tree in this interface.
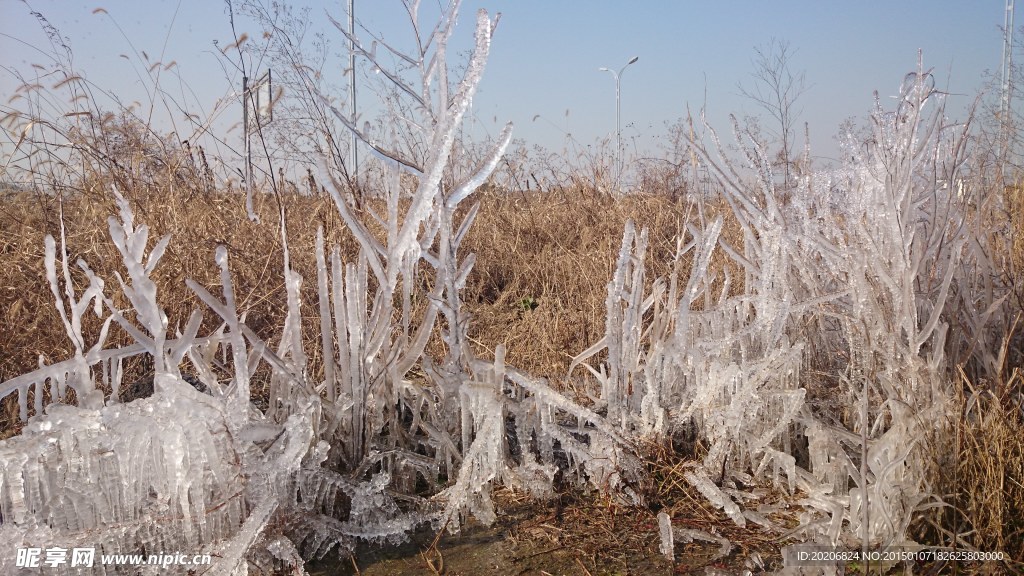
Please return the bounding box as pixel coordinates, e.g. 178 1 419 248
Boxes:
231 1 358 201
737 39 809 190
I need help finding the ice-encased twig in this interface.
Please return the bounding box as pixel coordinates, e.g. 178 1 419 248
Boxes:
673 526 733 561
107 188 172 379
684 469 746 527
657 511 674 561
437 345 508 531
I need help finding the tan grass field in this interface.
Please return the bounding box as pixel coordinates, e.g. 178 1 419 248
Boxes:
0 185 713 395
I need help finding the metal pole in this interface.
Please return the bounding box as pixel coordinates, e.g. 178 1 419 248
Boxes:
243 74 251 211
615 71 622 182
600 56 638 190
1001 0 1015 185
349 0 358 183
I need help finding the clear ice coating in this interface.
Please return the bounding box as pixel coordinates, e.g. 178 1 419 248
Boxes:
657 512 674 560
0 393 249 573
0 12 992 576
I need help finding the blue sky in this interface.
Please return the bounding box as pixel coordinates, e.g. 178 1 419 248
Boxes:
0 1 1008 171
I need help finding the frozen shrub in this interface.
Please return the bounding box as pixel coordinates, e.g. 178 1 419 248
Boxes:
0 3 655 571
568 63 981 557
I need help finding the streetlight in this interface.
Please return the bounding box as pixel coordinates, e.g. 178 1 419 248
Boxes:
599 55 639 190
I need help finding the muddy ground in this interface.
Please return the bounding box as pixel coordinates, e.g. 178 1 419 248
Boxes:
307 489 779 575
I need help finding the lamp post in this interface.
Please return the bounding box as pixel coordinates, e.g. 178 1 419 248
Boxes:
599 55 638 190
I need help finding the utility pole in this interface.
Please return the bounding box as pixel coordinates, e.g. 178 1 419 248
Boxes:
243 74 249 182
243 74 255 222
349 0 358 183
242 71 271 222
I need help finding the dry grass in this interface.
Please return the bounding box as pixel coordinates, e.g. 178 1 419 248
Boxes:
0 185 359 432
929 367 1024 567
0 184 707 425
463 186 690 376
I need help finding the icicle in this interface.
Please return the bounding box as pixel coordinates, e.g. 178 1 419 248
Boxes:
684 469 746 527
673 527 732 561
658 511 674 561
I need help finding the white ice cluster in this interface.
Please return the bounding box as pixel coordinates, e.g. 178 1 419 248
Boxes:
0 190 319 575
565 66 986 564
0 394 245 573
